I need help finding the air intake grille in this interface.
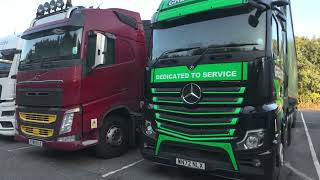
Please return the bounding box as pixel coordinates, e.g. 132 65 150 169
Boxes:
151 86 246 140
21 125 54 138
19 112 57 124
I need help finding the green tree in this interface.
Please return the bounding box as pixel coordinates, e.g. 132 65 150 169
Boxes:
296 37 320 106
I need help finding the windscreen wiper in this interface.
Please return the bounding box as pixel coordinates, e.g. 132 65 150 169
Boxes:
209 43 259 48
191 43 259 67
151 47 201 66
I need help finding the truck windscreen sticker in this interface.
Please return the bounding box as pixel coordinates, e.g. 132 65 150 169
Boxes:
72 47 78 55
151 62 247 83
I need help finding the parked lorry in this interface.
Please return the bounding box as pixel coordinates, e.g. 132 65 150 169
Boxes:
0 35 23 136
141 0 298 179
15 0 149 158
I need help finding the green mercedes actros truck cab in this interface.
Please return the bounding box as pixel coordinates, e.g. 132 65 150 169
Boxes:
141 0 298 179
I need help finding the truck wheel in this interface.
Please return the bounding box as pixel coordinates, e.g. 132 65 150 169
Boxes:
291 111 297 128
262 149 281 180
265 142 284 180
284 115 292 147
278 142 285 167
287 121 292 146
274 143 284 180
96 115 129 159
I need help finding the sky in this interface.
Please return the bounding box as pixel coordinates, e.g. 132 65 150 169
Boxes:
0 0 319 38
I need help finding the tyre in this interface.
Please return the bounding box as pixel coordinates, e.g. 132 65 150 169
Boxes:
283 115 292 147
261 149 281 180
287 120 292 146
282 116 291 148
278 142 285 167
291 110 297 128
96 115 129 159
270 142 284 180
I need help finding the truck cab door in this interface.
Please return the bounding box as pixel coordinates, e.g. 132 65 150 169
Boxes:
81 31 122 133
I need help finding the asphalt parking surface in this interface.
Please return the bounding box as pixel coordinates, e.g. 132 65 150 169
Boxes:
0 111 319 180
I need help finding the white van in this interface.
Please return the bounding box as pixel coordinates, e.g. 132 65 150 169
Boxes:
0 35 23 136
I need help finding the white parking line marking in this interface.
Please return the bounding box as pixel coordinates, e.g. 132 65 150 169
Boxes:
301 112 320 179
7 146 37 152
102 159 144 178
284 162 314 180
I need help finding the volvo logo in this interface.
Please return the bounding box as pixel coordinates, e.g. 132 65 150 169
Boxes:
181 83 202 105
32 74 41 81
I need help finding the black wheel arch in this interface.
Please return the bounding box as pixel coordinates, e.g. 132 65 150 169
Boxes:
99 106 137 147
100 106 132 126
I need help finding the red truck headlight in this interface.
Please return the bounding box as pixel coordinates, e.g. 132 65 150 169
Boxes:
59 107 81 135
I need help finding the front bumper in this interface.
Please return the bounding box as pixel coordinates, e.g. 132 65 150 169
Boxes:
141 134 276 179
0 102 16 136
15 105 90 151
15 134 92 151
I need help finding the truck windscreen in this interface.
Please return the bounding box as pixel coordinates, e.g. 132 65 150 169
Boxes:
0 52 14 78
20 27 82 68
152 10 266 61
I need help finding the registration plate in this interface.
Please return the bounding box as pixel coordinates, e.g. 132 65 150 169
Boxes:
28 139 43 147
176 158 205 170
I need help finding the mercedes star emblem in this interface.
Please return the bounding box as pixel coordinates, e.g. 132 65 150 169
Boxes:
189 65 195 70
181 83 202 105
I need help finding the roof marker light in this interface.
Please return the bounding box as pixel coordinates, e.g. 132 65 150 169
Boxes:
56 0 64 9
37 4 45 17
44 2 51 13
50 0 57 11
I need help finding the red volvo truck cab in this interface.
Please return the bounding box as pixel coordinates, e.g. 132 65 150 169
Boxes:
15 1 148 158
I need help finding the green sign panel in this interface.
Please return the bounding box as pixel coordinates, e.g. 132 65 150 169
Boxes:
151 62 248 83
155 0 248 22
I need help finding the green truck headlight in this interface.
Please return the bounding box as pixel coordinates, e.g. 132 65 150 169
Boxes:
237 129 265 150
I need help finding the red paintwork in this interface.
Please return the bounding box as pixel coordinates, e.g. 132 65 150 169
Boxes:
16 8 147 150
17 66 82 107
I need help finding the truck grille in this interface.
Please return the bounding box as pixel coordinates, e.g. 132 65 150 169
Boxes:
151 84 246 171
19 112 57 124
151 86 245 140
21 125 54 138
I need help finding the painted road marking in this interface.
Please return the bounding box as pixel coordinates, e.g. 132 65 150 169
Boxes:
102 159 144 178
301 112 320 179
284 162 314 180
7 146 38 152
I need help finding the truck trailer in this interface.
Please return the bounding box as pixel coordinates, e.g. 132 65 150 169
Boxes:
141 0 298 179
0 35 23 136
15 0 149 158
